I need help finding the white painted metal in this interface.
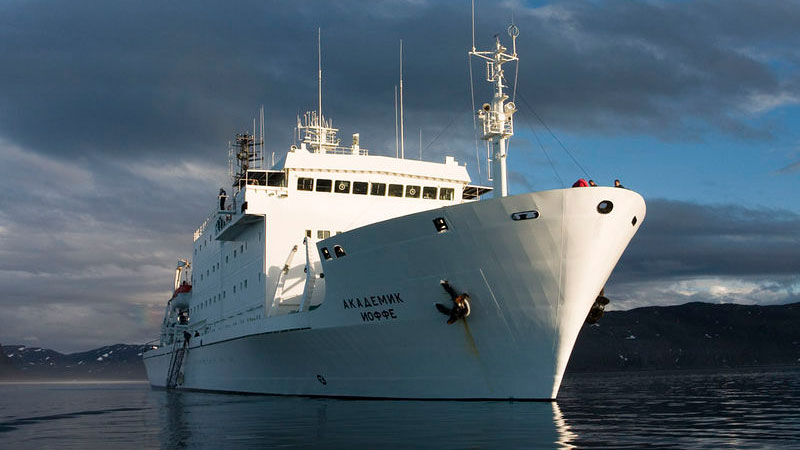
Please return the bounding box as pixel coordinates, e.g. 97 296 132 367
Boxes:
144 29 646 400
145 187 645 399
471 29 518 198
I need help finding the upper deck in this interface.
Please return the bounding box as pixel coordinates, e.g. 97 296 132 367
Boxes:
194 143 489 242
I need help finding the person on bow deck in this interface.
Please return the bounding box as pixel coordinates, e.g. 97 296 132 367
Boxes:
572 178 589 187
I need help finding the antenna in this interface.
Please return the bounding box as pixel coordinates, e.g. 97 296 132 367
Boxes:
394 85 399 158
260 105 265 168
318 28 323 124
471 0 476 51
419 129 422 160
399 39 405 159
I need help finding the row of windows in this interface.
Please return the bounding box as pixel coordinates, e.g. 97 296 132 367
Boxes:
298 178 455 201
196 242 249 282
306 229 339 240
191 278 251 314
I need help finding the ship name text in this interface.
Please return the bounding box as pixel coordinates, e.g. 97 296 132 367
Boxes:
342 293 404 322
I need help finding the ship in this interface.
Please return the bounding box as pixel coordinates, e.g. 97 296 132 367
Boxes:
143 26 646 400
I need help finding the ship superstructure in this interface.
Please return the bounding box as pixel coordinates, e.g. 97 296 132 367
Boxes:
143 26 645 400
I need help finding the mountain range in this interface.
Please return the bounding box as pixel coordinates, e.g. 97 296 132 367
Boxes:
2 302 798 381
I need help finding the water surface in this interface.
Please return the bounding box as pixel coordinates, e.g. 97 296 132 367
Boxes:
1 368 799 449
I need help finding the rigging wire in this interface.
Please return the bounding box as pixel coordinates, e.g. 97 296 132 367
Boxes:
525 119 564 188
512 57 519 104
468 53 482 182
423 111 463 154
516 90 592 180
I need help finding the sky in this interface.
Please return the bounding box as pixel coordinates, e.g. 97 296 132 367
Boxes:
1 0 799 353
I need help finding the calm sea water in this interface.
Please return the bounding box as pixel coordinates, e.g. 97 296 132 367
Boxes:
1 368 799 449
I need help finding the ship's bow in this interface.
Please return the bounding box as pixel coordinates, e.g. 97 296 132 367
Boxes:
548 187 645 397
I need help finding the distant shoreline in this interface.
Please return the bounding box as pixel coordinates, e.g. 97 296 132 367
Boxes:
0 380 149 385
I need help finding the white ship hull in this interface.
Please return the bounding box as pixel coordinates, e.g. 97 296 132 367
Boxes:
145 187 645 399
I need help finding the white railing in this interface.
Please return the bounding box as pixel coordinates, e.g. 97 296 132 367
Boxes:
482 111 513 137
194 210 217 241
323 146 369 156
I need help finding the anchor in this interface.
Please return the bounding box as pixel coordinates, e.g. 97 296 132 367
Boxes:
436 280 471 324
586 288 610 324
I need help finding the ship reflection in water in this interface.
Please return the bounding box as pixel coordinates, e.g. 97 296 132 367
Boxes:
154 368 800 449
158 391 574 449
2 369 799 449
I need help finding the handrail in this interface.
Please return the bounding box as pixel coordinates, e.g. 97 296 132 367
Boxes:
194 210 217 241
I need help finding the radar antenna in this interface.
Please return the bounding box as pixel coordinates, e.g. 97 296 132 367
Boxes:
470 23 519 198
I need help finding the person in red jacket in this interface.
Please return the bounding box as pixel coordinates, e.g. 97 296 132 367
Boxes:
572 178 588 187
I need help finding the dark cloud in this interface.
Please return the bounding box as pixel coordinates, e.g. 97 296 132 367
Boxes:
1 0 799 164
613 198 800 282
603 198 800 309
1 0 800 351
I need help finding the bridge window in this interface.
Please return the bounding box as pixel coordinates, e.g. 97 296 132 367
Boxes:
388 184 403 197
297 177 314 191
370 182 386 196
316 179 332 192
405 185 421 198
439 188 454 200
353 182 368 195
317 230 331 239
335 180 351 193
423 187 438 199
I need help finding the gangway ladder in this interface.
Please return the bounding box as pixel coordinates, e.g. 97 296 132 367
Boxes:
166 332 190 389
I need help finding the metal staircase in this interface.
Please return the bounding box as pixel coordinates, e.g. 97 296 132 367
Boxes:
166 332 189 389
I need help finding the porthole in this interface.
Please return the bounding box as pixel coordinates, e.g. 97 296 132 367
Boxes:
632 216 638 226
433 217 449 233
511 210 539 221
333 245 346 257
321 247 332 260
597 200 613 214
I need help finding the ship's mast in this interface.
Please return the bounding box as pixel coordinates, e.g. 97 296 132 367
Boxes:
296 28 342 154
471 25 519 198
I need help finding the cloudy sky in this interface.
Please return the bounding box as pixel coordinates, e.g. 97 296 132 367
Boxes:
1 0 799 353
